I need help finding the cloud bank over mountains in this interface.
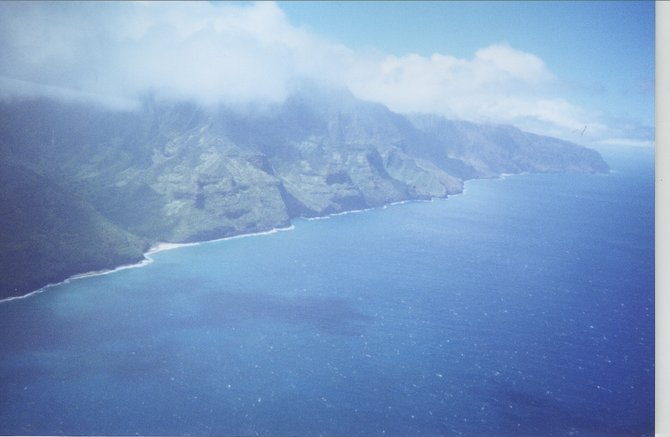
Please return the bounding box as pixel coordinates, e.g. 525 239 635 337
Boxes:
0 1 652 147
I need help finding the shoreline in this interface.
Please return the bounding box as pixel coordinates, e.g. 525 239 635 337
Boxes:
0 224 296 304
0 177 516 304
147 225 297 255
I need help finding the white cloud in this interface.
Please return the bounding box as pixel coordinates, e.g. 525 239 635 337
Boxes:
0 1 651 146
345 43 600 138
0 76 139 110
0 1 351 108
474 44 553 84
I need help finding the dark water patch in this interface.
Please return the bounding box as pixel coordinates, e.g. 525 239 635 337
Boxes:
195 290 373 336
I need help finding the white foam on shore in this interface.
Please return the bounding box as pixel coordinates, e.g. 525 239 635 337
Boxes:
382 199 413 208
0 225 295 304
304 198 436 221
499 171 527 179
0 258 155 304
146 241 199 255
148 225 296 254
303 207 374 221
0 287 48 303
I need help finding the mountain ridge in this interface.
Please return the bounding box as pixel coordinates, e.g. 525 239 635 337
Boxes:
0 88 609 299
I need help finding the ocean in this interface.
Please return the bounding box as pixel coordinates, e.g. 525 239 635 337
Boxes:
0 146 654 436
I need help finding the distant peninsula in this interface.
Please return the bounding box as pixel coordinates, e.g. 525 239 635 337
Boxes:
0 87 609 299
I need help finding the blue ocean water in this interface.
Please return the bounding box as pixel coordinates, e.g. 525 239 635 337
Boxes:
0 147 654 436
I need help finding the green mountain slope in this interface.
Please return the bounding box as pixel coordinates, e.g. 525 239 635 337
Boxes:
0 161 149 297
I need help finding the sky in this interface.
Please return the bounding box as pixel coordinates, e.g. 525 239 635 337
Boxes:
0 1 655 148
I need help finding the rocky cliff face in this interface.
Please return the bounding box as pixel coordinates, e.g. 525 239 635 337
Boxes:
0 87 609 298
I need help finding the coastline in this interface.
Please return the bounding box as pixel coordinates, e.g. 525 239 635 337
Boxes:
0 173 523 304
0 224 296 304
0 258 155 304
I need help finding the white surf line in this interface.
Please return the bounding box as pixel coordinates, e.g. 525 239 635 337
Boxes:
0 168 596 304
302 206 376 221
303 197 438 221
0 183 490 304
0 258 156 304
0 224 296 304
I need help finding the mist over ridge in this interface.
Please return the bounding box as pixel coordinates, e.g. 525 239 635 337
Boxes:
0 1 653 147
